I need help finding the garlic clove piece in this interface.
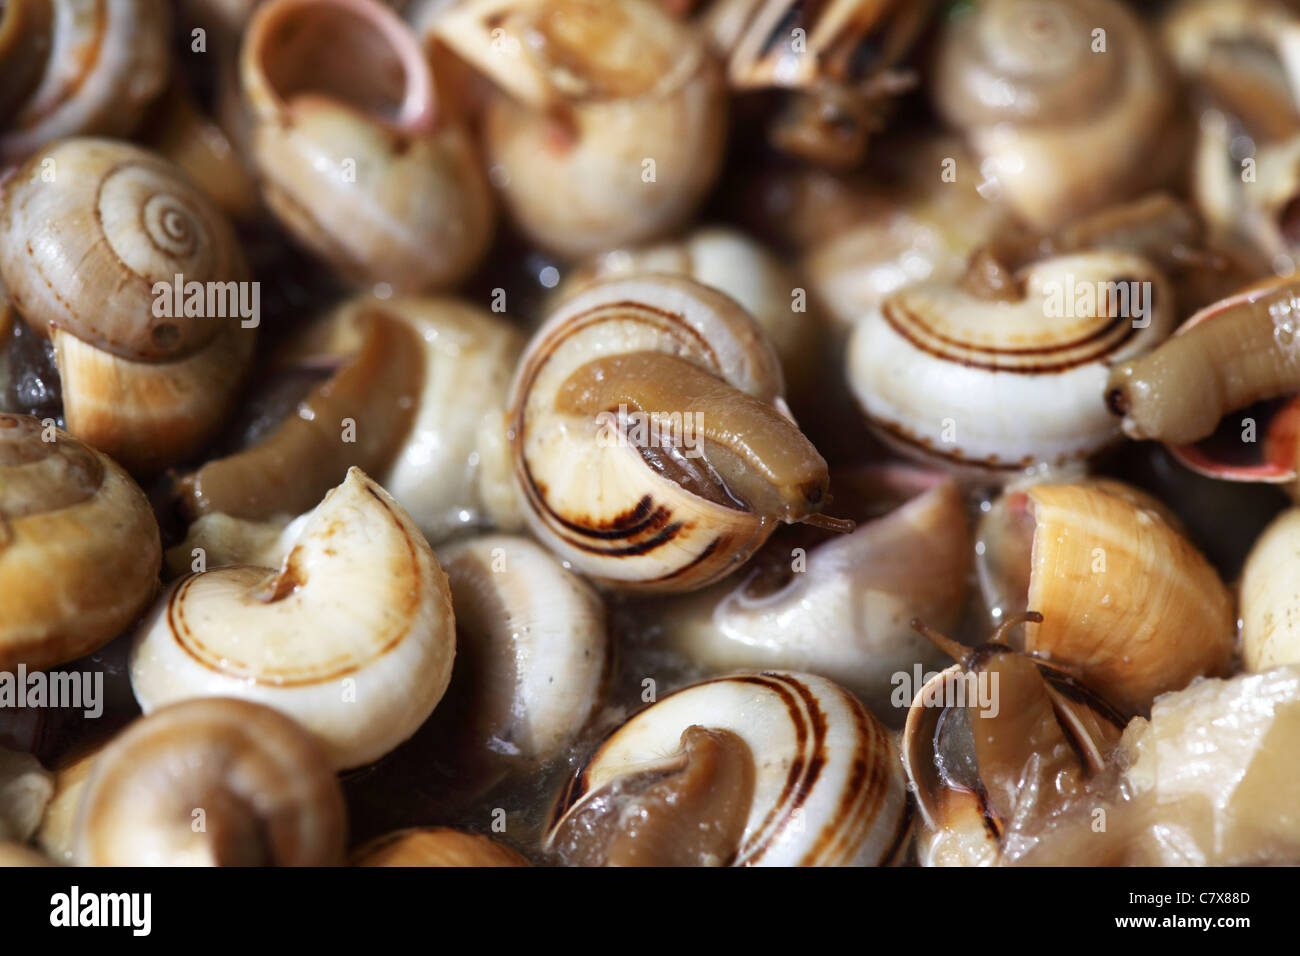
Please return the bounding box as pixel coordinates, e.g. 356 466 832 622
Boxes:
130 468 456 770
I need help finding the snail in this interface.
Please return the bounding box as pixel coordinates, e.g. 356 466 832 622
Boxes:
508 274 836 592
433 0 728 258
130 468 457 770
0 0 171 163
426 534 608 795
0 138 256 473
177 294 524 543
554 225 821 400
1239 508 1300 670
241 0 494 291
1118 665 1300 865
73 697 347 866
0 842 51 866
846 244 1175 478
901 613 1127 867
931 0 1178 231
974 480 1235 715
0 413 161 673
545 671 911 866
656 466 970 724
1105 276 1300 487
702 0 933 168
0 748 53 844
352 827 530 866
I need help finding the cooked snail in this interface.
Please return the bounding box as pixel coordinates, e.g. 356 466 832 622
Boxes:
352 827 530 866
434 0 728 258
848 246 1174 477
73 697 346 866
131 468 456 770
509 274 833 592
975 480 1234 714
657 466 970 723
0 138 255 473
0 413 161 672
932 0 1178 230
0 0 172 162
241 0 494 291
546 671 911 866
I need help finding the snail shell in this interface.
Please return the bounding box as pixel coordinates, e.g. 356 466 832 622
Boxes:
975 481 1235 715
545 671 911 866
555 226 821 401
74 697 346 866
847 249 1174 477
130 468 457 770
0 138 255 472
0 0 171 162
932 0 1177 230
659 466 970 724
1240 508 1300 670
241 0 493 292
508 274 830 592
436 0 727 258
0 747 53 844
0 413 161 672
352 827 530 866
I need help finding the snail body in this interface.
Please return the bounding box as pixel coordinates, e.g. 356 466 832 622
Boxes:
509 274 831 592
0 138 255 473
241 0 493 291
546 671 911 866
0 0 172 162
0 413 161 672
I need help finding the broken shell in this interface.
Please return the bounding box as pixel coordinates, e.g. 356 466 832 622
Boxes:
431 534 607 783
703 0 933 167
0 138 255 472
1240 507 1300 670
1105 276 1300 484
0 414 161 672
0 0 171 162
1120 665 1300 865
241 0 493 290
932 0 1177 230
436 0 727 257
555 226 821 399
509 274 831 592
659 466 970 722
901 614 1126 867
0 748 53 843
131 468 457 770
975 481 1235 714
74 697 346 866
847 249 1174 477
352 827 530 866
546 671 910 866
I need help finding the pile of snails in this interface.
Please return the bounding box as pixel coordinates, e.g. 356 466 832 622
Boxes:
3 0 1300 868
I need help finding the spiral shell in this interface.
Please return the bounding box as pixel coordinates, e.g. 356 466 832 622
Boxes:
508 274 830 592
932 0 1177 230
241 0 493 291
74 697 346 866
545 671 911 866
0 0 171 162
847 249 1174 477
0 413 161 672
0 138 255 471
437 0 727 257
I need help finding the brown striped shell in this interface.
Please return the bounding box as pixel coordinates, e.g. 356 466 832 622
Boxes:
507 274 831 592
545 671 912 867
